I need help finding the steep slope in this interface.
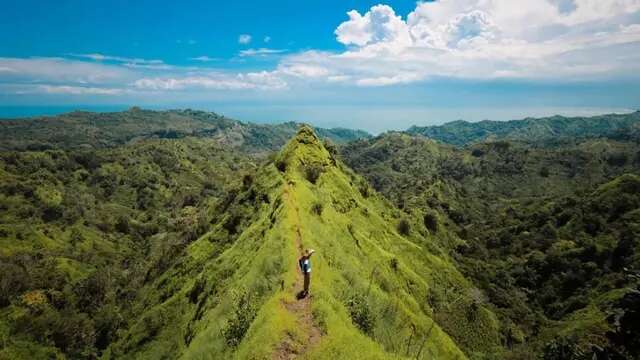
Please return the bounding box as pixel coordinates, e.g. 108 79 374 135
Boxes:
106 127 502 359
406 111 640 146
0 138 254 358
0 108 370 153
341 133 640 359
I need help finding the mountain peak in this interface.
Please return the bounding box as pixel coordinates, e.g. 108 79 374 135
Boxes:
293 124 322 146
276 125 334 172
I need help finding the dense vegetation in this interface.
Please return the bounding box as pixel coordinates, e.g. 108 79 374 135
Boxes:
1 110 639 359
342 129 640 359
0 107 370 153
406 111 640 146
0 138 254 358
1 125 504 359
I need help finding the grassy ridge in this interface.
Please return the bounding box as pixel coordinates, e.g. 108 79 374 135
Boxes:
101 126 504 359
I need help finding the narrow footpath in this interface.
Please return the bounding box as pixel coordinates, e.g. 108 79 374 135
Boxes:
273 183 322 359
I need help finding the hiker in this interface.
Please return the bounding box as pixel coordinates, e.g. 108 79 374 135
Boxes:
298 249 315 297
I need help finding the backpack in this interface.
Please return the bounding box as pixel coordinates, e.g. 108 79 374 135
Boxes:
299 257 308 273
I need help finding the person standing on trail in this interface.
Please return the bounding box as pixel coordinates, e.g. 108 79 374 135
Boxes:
298 249 315 297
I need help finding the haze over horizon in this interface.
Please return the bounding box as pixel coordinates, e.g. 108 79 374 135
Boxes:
1 0 639 132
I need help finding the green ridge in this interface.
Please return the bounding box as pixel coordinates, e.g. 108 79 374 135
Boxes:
105 126 502 359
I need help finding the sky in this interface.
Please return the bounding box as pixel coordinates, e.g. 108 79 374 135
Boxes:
1 0 639 132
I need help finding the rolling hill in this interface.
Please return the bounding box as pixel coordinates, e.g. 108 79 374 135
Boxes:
406 111 640 146
0 108 370 153
341 131 640 359
0 127 504 359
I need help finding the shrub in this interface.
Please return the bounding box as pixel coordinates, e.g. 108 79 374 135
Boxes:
115 216 130 234
397 219 411 236
358 183 371 198
346 293 375 335
540 166 550 177
275 159 287 172
423 212 438 232
242 174 254 189
222 291 257 348
323 139 338 157
311 202 323 215
389 258 399 271
304 164 323 184
471 148 485 157
607 152 628 167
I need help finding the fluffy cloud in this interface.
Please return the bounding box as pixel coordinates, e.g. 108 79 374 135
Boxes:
335 5 412 49
2 0 639 100
292 0 640 85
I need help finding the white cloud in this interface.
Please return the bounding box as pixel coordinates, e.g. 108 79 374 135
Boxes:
335 5 412 50
2 0 639 100
238 34 252 44
189 56 220 62
133 71 287 91
68 53 164 65
239 48 287 57
278 63 330 78
37 85 125 95
294 1 640 86
0 57 135 85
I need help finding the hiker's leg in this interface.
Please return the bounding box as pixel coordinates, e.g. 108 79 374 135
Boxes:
303 273 310 294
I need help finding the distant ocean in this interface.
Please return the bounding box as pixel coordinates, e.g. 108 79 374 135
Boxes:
0 105 131 119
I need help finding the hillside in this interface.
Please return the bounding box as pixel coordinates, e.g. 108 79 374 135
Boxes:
341 133 640 359
1 127 506 359
0 137 255 358
406 111 640 146
0 108 370 153
103 126 503 359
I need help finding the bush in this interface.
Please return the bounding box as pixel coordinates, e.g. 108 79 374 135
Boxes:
397 219 411 236
323 139 338 157
389 258 399 271
311 202 323 215
275 159 287 172
222 291 257 348
540 166 550 177
115 216 130 234
423 212 438 232
358 183 371 198
346 293 375 335
304 164 323 184
471 148 485 157
607 152 628 167
242 174 254 189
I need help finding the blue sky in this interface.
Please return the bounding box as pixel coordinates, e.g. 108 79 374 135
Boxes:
1 0 639 132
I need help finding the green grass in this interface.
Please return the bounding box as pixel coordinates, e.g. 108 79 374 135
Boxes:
108 127 505 359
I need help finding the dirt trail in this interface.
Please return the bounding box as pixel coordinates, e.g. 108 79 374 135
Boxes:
273 183 322 359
